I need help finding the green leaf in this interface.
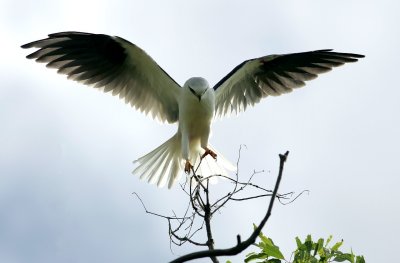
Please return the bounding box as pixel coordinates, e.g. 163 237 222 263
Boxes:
261 243 285 260
332 240 343 252
314 238 323 257
226 261 232 263
318 247 329 259
251 228 284 260
295 237 302 248
246 252 256 257
260 234 273 246
304 240 313 253
245 252 268 262
356 256 365 263
333 253 354 262
267 259 281 263
246 252 256 258
317 238 324 250
295 237 307 252
326 235 333 247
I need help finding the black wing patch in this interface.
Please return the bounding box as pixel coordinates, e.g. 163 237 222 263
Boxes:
22 32 128 87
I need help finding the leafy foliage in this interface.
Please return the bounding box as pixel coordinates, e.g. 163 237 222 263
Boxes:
242 227 365 263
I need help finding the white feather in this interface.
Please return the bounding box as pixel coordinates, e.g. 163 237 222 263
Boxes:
133 77 235 188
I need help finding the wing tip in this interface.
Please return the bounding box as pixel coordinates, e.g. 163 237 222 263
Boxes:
21 31 94 50
318 49 365 59
48 31 91 37
21 43 30 49
21 41 39 49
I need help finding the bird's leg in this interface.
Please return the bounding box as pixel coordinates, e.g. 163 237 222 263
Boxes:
201 147 217 160
184 160 193 174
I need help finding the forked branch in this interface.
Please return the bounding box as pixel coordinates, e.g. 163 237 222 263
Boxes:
169 151 289 263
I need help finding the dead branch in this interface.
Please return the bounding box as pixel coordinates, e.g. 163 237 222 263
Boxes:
133 150 304 262
169 151 289 263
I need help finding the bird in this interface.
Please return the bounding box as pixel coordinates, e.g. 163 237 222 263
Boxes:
22 31 364 188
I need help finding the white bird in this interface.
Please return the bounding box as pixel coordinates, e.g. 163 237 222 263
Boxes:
22 32 364 188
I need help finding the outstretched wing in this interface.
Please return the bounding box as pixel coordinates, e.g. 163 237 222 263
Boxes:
213 49 364 117
22 32 181 123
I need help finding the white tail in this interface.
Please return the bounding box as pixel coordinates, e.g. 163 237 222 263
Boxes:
133 135 235 188
133 135 182 188
189 146 235 185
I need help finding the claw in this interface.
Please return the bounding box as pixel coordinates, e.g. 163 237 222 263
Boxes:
184 160 193 174
201 148 217 160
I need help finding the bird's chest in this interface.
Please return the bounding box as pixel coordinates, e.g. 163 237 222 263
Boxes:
178 92 215 136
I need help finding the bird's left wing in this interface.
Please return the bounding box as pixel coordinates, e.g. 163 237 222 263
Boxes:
213 49 364 117
22 32 181 123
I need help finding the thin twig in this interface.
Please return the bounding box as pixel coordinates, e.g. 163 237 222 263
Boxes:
169 151 290 263
278 190 310 205
133 192 191 220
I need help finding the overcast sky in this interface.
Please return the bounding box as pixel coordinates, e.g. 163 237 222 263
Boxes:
1 0 399 262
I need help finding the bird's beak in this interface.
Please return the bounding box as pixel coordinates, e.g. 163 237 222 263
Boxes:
197 89 207 102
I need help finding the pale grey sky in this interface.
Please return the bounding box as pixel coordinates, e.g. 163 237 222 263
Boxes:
1 0 399 262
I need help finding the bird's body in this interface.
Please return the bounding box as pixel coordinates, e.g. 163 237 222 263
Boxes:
178 78 214 161
22 32 364 188
133 77 229 188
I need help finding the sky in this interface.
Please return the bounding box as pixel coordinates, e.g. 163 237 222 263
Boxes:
1 0 399 262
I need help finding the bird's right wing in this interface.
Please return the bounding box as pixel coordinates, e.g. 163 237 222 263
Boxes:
213 50 364 117
22 32 181 123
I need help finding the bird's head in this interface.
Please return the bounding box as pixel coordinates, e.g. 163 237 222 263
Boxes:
184 77 210 101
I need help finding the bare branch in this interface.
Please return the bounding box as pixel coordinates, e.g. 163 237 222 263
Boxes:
278 190 310 205
169 219 207 246
169 151 290 263
133 149 300 262
229 193 274 201
133 192 191 220
203 178 219 263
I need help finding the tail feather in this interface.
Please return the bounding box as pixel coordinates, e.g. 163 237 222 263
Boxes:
168 157 181 188
154 152 172 186
133 135 182 188
133 135 235 189
134 145 168 181
147 148 171 184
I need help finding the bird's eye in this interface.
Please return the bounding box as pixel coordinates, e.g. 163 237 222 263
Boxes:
188 86 196 95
